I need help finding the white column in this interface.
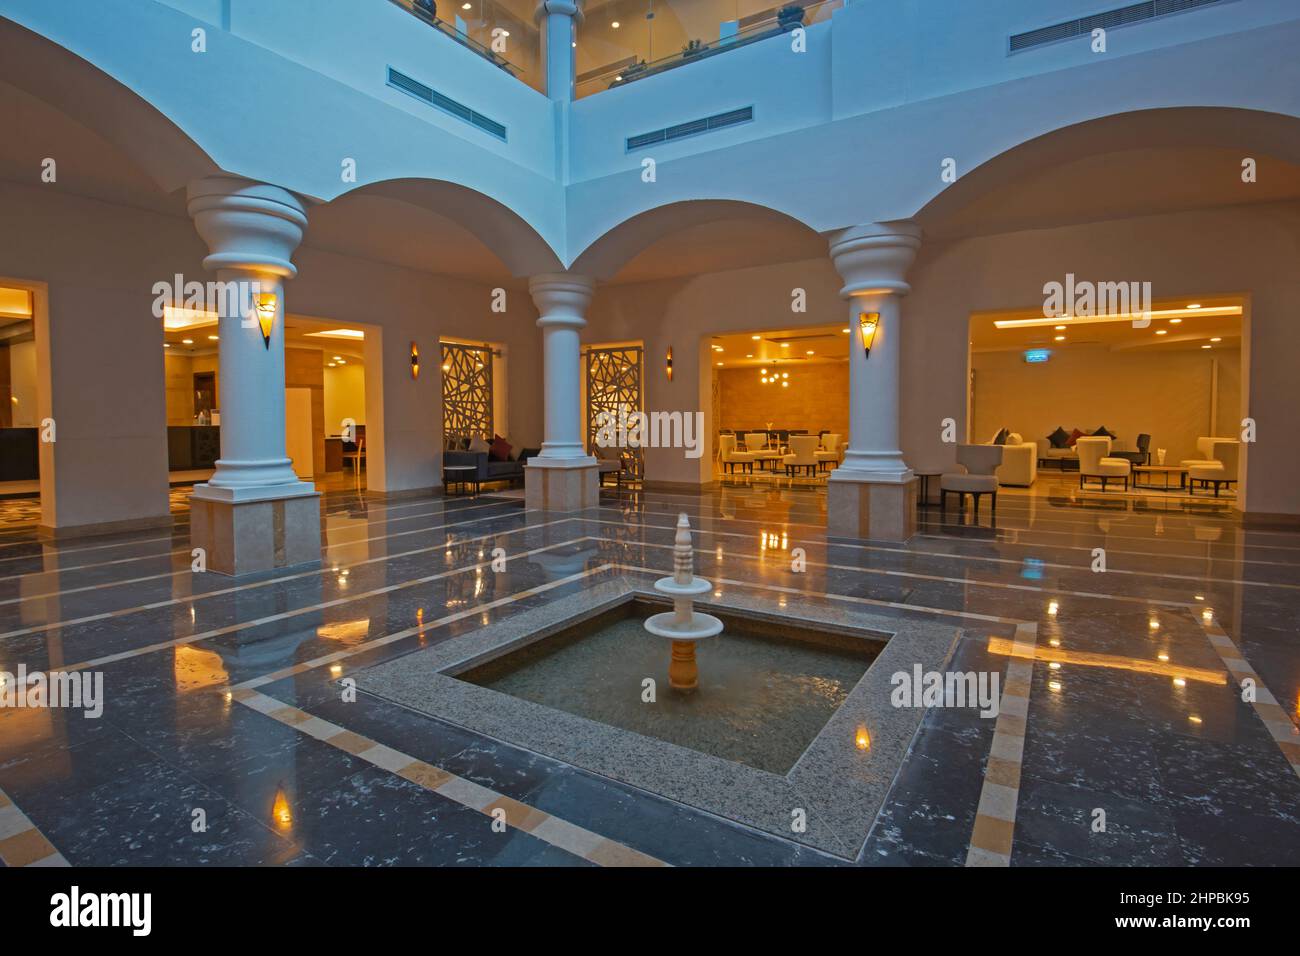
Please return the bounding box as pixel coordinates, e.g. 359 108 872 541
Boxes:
525 273 599 511
535 0 580 102
185 176 320 574
826 220 922 541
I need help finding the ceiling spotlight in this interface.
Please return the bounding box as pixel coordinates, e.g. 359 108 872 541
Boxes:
208 335 218 341
1187 303 1202 309
1202 344 1212 349
1210 337 1222 342
163 343 171 348
751 334 761 340
806 349 814 355
1170 318 1182 324
1155 329 1167 335
841 328 850 334
716 362 723 366
745 353 753 358
182 338 194 345
780 342 790 348
1054 335 1065 341
1054 325 1066 330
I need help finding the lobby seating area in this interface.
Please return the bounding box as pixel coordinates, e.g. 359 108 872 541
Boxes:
717 429 844 481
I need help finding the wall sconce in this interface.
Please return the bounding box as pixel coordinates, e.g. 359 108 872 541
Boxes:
410 342 420 379
858 311 879 358
254 292 278 350
665 347 673 381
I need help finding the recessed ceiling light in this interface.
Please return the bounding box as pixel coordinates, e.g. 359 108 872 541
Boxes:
1169 318 1182 324
1202 344 1212 349
1054 335 1065 341
780 342 790 348
841 328 850 334
806 349 814 355
182 338 193 345
612 20 620 28
751 334 761 340
208 335 218 341
1187 303 1202 309
1054 325 1066 330
333 356 343 361
745 353 753 358
716 362 723 366
1155 330 1167 335
163 343 171 348
1210 337 1222 342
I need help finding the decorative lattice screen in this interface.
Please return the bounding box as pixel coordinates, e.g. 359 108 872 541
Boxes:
441 342 494 448
586 346 643 454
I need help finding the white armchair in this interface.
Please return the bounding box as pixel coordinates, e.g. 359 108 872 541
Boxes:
1076 436 1131 491
718 434 755 474
1187 439 1240 497
987 432 1037 487
940 444 1003 516
783 435 820 477
815 433 842 472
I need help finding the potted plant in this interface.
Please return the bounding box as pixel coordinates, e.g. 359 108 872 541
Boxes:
777 4 805 29
682 38 704 57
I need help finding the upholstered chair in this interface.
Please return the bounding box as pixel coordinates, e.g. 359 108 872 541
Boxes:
744 432 769 453
1187 439 1240 497
815 433 842 471
719 434 756 474
940 444 1003 516
1076 436 1131 491
783 435 821 477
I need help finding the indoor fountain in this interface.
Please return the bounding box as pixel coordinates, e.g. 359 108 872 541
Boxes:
643 513 723 689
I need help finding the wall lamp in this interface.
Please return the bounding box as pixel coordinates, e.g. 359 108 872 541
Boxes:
254 292 278 350
666 347 673 381
410 342 420 379
858 311 879 358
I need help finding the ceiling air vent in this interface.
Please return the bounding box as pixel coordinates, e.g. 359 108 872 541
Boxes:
626 106 754 152
1009 0 1229 53
387 67 507 141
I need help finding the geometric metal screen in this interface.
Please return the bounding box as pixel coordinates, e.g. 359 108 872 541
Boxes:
441 341 494 448
586 346 643 454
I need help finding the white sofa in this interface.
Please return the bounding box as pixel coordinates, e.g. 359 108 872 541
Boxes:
984 432 1038 486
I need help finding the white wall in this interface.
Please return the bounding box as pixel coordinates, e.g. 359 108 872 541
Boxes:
324 362 366 430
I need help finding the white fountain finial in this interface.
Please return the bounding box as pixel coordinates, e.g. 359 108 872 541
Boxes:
672 513 693 586
645 512 723 690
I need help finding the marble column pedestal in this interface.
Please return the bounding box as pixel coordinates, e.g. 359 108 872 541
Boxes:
826 472 918 542
524 458 599 512
190 487 321 576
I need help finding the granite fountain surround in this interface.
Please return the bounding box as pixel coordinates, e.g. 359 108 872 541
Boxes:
352 555 964 858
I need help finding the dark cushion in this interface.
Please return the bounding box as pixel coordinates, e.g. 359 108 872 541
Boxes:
1047 426 1071 449
993 428 1010 446
489 435 513 462
1067 428 1085 447
1092 425 1116 439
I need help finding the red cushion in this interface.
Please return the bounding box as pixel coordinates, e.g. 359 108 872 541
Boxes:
1067 428 1085 447
489 435 512 462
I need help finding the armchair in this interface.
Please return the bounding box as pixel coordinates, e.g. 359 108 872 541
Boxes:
1076 436 1130 491
940 444 1002 516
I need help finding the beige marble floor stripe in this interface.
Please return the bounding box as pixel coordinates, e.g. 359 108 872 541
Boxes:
234 690 667 867
0 787 68 866
966 622 1039 867
1196 609 1300 779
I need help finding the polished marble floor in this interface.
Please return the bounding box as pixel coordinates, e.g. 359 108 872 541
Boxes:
0 480 1296 866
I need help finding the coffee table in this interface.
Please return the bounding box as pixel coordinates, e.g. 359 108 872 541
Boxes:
444 464 479 496
1132 464 1186 491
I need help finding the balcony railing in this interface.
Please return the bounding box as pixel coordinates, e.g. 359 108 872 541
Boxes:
575 0 841 99
387 0 525 79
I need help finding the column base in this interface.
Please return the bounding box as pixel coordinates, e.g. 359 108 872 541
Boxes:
189 484 321 576
524 458 599 512
826 472 918 542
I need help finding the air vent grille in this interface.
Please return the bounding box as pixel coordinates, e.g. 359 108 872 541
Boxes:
626 106 754 152
1010 0 1226 53
386 67 507 141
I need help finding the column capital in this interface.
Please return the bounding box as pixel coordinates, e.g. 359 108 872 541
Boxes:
534 0 583 24
828 220 922 298
529 273 595 328
186 175 308 278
